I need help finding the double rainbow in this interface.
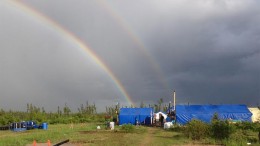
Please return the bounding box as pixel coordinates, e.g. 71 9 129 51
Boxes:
8 0 135 106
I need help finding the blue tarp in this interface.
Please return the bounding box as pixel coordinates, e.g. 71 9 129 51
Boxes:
173 104 252 124
119 108 153 125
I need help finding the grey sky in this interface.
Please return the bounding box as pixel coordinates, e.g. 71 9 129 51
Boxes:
0 0 259 112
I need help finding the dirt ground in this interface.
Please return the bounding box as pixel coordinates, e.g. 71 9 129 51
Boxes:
140 127 157 146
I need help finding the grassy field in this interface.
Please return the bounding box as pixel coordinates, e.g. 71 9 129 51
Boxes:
0 123 259 146
0 123 188 146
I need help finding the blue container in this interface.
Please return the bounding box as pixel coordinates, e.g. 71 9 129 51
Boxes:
42 123 48 130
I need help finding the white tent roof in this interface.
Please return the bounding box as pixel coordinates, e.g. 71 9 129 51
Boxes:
154 112 167 120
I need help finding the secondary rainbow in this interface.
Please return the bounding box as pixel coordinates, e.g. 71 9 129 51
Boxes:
97 1 171 92
8 0 135 106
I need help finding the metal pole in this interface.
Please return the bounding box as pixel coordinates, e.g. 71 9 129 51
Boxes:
53 139 69 146
173 90 176 111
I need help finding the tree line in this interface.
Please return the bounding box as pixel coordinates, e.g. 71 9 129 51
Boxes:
0 102 99 125
0 98 171 126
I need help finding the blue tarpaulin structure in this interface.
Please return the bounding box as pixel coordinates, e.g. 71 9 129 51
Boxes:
173 104 252 124
119 108 153 125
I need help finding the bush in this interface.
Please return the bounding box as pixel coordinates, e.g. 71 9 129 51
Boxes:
210 120 236 140
120 124 134 133
234 121 260 132
228 129 247 143
185 120 209 140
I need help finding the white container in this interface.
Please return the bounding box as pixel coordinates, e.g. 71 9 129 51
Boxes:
109 122 114 130
164 122 173 129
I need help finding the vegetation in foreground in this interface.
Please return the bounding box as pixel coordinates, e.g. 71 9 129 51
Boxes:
171 117 260 146
0 121 259 146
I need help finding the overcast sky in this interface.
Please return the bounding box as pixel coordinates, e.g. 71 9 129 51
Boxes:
0 0 259 112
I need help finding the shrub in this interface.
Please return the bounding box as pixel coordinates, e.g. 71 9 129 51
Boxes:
120 124 134 133
210 120 236 140
229 129 247 143
185 119 209 140
234 121 260 132
212 113 219 122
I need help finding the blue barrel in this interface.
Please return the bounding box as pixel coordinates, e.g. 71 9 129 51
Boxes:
42 123 48 130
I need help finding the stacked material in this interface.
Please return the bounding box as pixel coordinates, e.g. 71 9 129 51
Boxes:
248 107 260 122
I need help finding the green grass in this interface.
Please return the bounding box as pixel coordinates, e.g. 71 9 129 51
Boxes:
0 124 93 146
0 124 260 146
0 123 147 146
152 128 190 146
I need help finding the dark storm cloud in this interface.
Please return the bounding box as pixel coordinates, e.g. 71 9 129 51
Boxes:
154 1 260 105
107 0 260 105
0 0 259 112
